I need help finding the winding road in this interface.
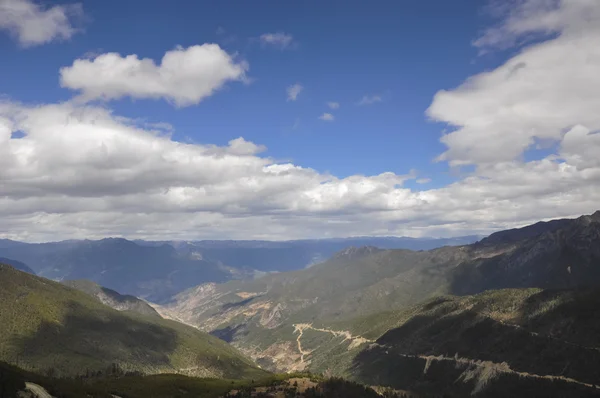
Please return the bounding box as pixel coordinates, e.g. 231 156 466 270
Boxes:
24 383 53 398
291 322 599 392
292 323 373 367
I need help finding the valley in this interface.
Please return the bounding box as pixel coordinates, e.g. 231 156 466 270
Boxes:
1 212 600 397
3 1 599 395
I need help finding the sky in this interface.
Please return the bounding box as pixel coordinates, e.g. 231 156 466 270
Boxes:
0 0 599 242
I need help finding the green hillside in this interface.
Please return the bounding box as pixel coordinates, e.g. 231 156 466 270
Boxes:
0 263 266 380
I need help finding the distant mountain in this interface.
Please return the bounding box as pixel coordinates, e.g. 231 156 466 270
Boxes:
0 257 35 274
0 262 266 380
138 235 482 272
63 280 161 318
156 211 600 380
0 238 236 302
0 239 26 249
0 235 481 302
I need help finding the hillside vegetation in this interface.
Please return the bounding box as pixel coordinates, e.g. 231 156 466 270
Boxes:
0 364 410 398
0 263 266 380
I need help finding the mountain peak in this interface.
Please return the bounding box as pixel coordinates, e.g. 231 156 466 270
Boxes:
334 246 382 259
575 210 600 226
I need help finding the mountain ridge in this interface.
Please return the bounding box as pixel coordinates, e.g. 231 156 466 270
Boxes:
63 279 161 318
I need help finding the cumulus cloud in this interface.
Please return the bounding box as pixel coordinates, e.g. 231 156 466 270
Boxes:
1 95 599 242
2 0 600 241
259 32 294 49
0 101 426 241
286 83 303 101
427 0 600 167
357 95 382 106
0 0 82 47
327 102 340 109
473 0 598 51
59 44 248 107
318 113 334 121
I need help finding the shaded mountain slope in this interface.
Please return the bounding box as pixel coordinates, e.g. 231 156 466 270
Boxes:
0 263 266 380
451 211 600 295
352 288 600 397
478 218 573 245
63 279 161 317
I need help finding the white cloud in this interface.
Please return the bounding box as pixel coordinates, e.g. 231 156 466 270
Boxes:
416 178 431 184
0 0 82 47
357 95 382 106
427 0 600 167
259 32 294 49
60 44 248 107
327 102 340 109
286 83 303 101
473 0 599 51
2 0 600 241
0 101 431 241
318 113 335 122
1 92 599 243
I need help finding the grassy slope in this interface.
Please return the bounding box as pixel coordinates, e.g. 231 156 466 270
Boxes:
0 264 266 379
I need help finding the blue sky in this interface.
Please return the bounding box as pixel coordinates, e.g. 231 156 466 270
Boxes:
1 0 599 241
2 0 494 185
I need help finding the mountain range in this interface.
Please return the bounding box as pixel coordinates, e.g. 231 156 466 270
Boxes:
1 212 600 397
153 211 600 396
0 235 479 302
